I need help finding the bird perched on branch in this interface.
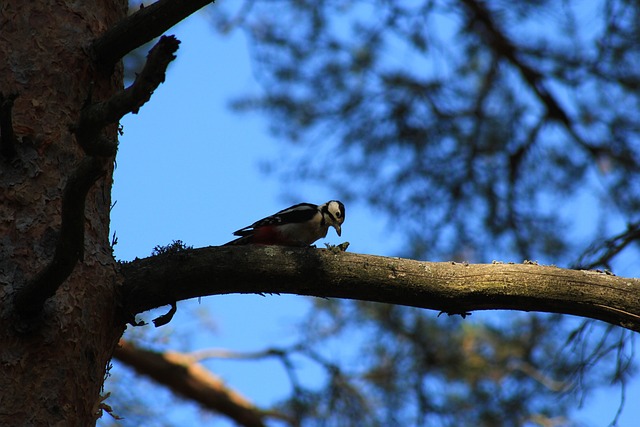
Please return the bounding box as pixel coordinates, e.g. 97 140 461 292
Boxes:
224 200 345 246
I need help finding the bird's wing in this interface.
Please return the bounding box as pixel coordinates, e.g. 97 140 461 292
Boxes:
232 203 319 236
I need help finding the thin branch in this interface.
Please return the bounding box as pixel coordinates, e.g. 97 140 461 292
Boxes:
461 0 621 176
113 339 280 427
187 345 306 402
76 35 180 156
90 0 214 68
120 246 640 333
460 0 570 126
14 156 108 318
189 347 290 362
573 221 640 270
152 301 176 327
507 360 570 392
0 92 18 158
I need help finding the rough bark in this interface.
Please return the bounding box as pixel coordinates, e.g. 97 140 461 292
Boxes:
0 1 128 425
0 1 204 425
0 0 218 424
121 246 640 333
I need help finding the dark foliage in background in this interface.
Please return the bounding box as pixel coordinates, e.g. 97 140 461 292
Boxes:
212 0 640 265
275 302 634 426
206 1 640 425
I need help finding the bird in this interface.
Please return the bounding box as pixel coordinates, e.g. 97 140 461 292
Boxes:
224 200 345 246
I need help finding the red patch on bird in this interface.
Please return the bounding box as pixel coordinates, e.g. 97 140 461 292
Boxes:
251 225 282 245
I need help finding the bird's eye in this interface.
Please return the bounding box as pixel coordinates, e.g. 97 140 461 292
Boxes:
336 212 341 218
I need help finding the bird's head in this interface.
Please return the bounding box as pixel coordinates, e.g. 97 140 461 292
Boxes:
321 200 346 236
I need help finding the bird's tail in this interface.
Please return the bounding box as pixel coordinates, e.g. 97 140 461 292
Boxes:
223 235 254 246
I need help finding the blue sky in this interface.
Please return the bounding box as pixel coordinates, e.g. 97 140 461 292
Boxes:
105 11 639 427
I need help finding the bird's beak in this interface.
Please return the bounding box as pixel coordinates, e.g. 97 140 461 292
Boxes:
333 224 342 236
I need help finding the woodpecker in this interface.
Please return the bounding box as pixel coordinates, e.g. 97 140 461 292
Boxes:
224 200 345 246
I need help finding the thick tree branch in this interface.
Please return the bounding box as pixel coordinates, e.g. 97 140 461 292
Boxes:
90 0 213 68
76 35 180 156
120 246 640 333
14 156 107 318
0 92 18 158
113 339 271 427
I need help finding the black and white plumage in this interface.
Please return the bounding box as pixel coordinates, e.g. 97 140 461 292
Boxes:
224 200 345 246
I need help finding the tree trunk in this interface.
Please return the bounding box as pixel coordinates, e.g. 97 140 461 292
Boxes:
0 1 126 424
